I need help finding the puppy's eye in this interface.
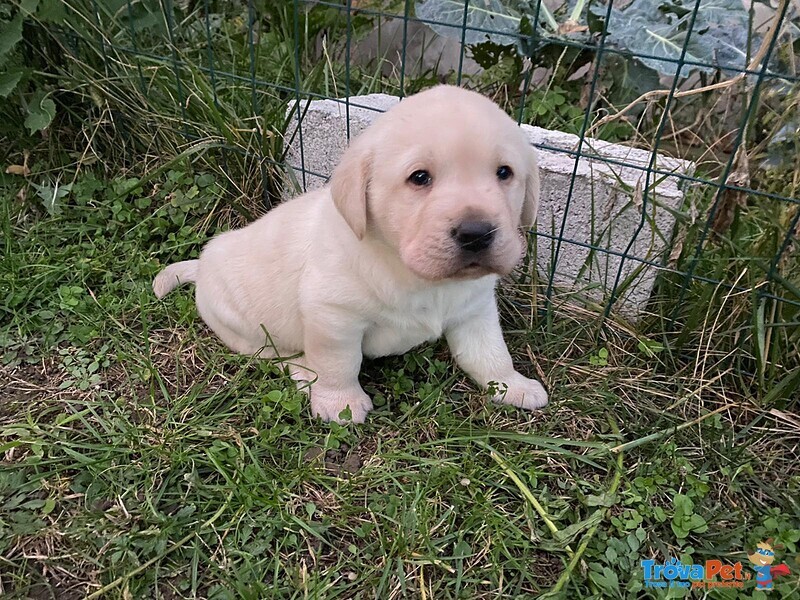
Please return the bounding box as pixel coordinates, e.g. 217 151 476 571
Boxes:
496 165 513 181
408 170 432 187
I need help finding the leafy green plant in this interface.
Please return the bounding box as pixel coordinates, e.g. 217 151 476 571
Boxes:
0 1 67 136
524 84 584 127
589 347 609 366
590 0 758 77
0 8 25 96
416 0 524 45
415 0 766 97
671 493 709 540
57 344 111 391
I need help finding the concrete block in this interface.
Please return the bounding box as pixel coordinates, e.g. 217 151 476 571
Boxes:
285 94 397 192
285 94 694 320
526 126 694 318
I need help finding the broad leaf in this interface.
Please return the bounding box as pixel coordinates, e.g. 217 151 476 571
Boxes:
25 92 56 134
0 69 22 97
0 14 23 61
602 54 661 105
32 181 72 215
592 0 758 77
37 0 69 24
415 0 521 46
20 0 40 17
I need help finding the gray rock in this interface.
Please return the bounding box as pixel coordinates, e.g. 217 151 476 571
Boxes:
346 18 481 80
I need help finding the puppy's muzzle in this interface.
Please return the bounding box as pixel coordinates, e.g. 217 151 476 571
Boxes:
452 220 496 253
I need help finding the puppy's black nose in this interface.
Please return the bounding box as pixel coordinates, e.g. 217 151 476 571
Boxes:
452 221 496 252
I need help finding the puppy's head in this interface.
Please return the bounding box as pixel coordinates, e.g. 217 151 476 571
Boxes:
330 85 539 281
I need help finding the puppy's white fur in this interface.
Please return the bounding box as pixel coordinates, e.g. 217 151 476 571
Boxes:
153 85 548 423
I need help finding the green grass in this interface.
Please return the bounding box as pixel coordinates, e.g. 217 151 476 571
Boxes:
1 170 799 599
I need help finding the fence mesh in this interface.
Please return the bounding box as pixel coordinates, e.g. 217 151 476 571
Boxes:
50 1 800 361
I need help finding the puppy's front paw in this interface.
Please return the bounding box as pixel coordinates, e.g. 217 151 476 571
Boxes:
491 373 549 410
310 386 373 424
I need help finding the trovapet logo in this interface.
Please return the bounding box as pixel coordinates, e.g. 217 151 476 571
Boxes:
642 540 791 591
642 558 750 589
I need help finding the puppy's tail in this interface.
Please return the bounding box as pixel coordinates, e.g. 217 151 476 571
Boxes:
152 260 199 299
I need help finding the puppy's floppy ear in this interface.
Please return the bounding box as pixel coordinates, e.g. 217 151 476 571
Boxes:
330 134 371 240
521 145 540 229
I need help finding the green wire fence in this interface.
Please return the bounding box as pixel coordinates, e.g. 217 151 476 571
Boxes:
24 1 800 366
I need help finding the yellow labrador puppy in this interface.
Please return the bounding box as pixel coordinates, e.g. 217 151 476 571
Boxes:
153 85 548 422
